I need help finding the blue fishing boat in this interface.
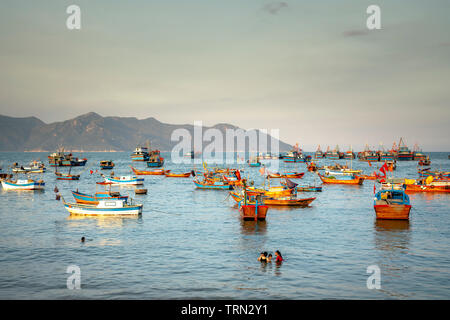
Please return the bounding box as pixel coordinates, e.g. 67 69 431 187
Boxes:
194 180 232 190
131 146 149 161
72 190 128 205
100 160 115 170
103 175 144 185
314 145 324 159
147 149 164 167
1 179 45 190
374 185 411 220
248 158 261 167
396 138 413 161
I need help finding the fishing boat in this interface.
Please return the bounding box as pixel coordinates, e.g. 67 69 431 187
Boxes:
358 144 379 162
418 168 450 178
165 171 192 178
48 150 87 167
130 166 168 176
296 186 322 192
267 172 305 179
147 149 164 167
230 191 316 207
314 145 324 159
194 179 232 190
318 173 364 185
412 143 427 160
345 148 355 160
374 185 411 220
404 176 450 193
247 186 294 197
55 171 80 180
62 198 143 216
396 138 414 161
283 143 309 162
418 156 431 166
326 146 340 160
1 178 45 190
307 162 318 172
12 161 46 174
248 157 261 167
72 190 128 205
236 189 268 221
100 160 115 169
131 146 149 161
103 175 144 185
360 173 378 180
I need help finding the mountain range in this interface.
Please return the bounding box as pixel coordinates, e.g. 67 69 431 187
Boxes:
0 112 292 152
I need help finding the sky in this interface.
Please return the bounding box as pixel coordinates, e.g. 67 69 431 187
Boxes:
0 0 449 151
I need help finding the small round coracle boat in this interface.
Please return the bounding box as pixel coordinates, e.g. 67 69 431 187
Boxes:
135 188 148 195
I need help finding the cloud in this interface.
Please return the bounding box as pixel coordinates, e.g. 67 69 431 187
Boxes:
262 2 288 15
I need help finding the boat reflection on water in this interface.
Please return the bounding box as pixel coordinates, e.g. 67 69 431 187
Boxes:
240 220 267 235
66 215 143 228
374 219 411 252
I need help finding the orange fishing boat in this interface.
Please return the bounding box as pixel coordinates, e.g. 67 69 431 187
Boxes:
238 190 268 221
318 173 364 185
404 177 450 193
267 172 305 179
247 186 294 197
230 191 315 207
130 166 169 176
360 174 377 181
165 172 191 178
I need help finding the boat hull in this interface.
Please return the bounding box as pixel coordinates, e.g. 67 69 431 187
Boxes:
240 205 268 221
318 174 364 185
72 191 128 205
147 160 164 167
374 204 411 220
104 177 144 185
64 203 142 216
405 184 450 193
1 180 45 190
194 181 232 190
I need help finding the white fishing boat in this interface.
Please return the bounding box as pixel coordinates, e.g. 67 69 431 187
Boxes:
12 160 46 174
1 179 45 190
103 175 144 185
62 198 143 216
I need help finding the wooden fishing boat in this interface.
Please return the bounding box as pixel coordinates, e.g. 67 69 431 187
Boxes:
165 171 191 178
100 160 115 169
1 179 45 190
314 145 324 159
247 186 294 197
147 150 164 167
404 176 450 193
72 190 128 205
130 166 169 176
236 190 268 221
135 189 148 195
374 186 411 220
48 151 87 167
396 138 414 161
296 186 322 192
103 175 144 185
131 146 149 161
230 191 315 207
62 198 143 216
318 173 364 185
267 172 305 179
194 179 232 190
55 171 80 180
360 174 377 180
418 168 450 178
12 161 46 174
418 156 431 166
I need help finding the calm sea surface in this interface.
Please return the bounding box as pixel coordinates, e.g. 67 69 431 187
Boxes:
0 152 449 299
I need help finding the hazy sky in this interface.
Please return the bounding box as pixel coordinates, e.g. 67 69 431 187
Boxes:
0 0 449 151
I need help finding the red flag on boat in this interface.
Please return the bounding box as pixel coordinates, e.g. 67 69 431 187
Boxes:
235 170 241 180
373 184 376 194
90 170 93 175
259 167 265 175
379 162 388 177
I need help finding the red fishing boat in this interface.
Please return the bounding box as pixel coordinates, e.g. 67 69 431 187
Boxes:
238 190 268 221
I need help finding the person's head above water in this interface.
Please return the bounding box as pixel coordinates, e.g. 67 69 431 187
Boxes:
81 237 85 242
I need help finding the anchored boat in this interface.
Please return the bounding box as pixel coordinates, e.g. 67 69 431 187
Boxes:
318 173 364 185
63 198 143 216
130 166 168 176
1 178 45 190
100 160 115 169
374 185 411 220
103 175 144 185
72 190 128 204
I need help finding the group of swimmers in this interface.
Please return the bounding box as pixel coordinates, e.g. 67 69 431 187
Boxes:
258 250 283 263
